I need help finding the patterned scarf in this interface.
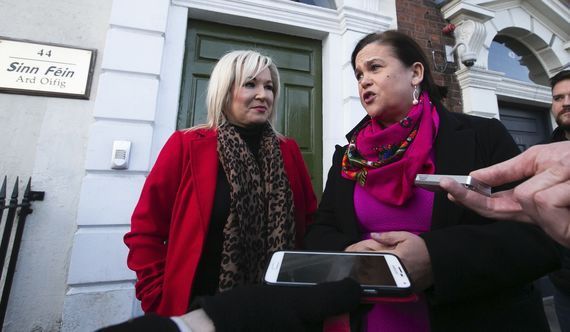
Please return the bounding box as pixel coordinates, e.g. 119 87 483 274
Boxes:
217 122 295 291
342 92 438 206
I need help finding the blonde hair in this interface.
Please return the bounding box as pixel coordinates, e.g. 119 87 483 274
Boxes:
191 50 281 131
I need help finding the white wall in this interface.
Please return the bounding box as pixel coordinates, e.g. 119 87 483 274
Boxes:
62 0 396 330
61 0 172 330
0 1 113 331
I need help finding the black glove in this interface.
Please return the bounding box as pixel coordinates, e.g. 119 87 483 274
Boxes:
96 313 179 332
197 278 361 332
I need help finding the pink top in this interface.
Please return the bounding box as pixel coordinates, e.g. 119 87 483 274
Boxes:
354 184 433 332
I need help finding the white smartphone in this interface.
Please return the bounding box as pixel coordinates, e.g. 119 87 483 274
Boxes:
414 174 492 197
264 250 412 297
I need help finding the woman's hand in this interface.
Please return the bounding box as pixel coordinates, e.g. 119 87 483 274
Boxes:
371 232 433 292
345 239 392 252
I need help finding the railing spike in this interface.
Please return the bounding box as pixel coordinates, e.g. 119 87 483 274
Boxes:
0 176 6 200
0 175 41 327
24 178 31 196
0 177 6 221
10 177 19 199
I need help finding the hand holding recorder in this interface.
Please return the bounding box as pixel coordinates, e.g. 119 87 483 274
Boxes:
414 174 491 196
437 142 570 247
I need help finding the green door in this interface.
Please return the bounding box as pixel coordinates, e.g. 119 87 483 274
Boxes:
178 20 323 195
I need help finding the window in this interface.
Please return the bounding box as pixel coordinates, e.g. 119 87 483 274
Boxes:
290 0 336 9
488 35 549 85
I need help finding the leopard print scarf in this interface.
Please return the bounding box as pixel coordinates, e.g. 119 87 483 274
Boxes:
217 122 295 292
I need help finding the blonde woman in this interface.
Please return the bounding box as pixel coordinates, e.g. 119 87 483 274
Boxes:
125 50 317 316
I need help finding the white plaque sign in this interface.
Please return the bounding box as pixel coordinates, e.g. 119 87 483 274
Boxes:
0 37 96 99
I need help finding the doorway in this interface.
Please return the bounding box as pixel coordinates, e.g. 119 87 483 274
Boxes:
498 101 552 151
178 19 323 194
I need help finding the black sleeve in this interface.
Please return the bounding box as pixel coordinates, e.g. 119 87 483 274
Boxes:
421 118 561 304
96 314 179 332
197 278 361 332
304 145 359 251
422 221 560 304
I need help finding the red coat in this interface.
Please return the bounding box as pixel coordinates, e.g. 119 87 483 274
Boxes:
124 128 317 316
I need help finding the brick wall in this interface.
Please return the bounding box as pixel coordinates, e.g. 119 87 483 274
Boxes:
396 0 462 113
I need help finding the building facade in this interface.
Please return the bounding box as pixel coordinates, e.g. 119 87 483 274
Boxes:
0 0 568 330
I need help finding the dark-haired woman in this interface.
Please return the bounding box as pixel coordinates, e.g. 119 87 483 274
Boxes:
305 30 560 331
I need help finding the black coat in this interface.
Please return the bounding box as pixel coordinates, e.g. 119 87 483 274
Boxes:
305 106 561 331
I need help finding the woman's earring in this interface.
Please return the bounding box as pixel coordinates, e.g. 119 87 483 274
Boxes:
412 85 419 105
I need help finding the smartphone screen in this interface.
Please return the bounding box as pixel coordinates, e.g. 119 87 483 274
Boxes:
276 252 397 286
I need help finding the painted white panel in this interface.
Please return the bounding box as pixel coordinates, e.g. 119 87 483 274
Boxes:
62 285 135 332
76 174 145 226
152 5 189 163
462 87 500 118
483 21 497 49
510 7 531 31
67 229 134 284
551 37 570 66
344 97 366 130
85 121 153 172
342 30 365 63
492 10 513 32
342 62 359 97
531 19 553 46
110 0 169 32
182 0 341 36
94 72 159 121
101 28 164 75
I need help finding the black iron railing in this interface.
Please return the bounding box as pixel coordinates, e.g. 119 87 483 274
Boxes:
0 177 44 327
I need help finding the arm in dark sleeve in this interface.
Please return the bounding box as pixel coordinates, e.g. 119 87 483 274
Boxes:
421 118 561 304
96 314 180 332
422 220 561 304
198 278 361 332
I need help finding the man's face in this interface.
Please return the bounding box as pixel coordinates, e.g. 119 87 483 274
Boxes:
552 78 570 131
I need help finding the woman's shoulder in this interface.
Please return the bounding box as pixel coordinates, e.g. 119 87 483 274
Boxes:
173 128 217 141
279 136 309 164
279 135 301 149
158 128 217 154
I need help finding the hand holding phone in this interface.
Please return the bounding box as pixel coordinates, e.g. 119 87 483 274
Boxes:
414 174 491 197
264 251 412 298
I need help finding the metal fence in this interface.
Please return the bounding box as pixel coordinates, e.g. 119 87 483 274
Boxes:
0 177 44 327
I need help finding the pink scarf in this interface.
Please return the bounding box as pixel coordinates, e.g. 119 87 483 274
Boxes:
341 92 438 206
